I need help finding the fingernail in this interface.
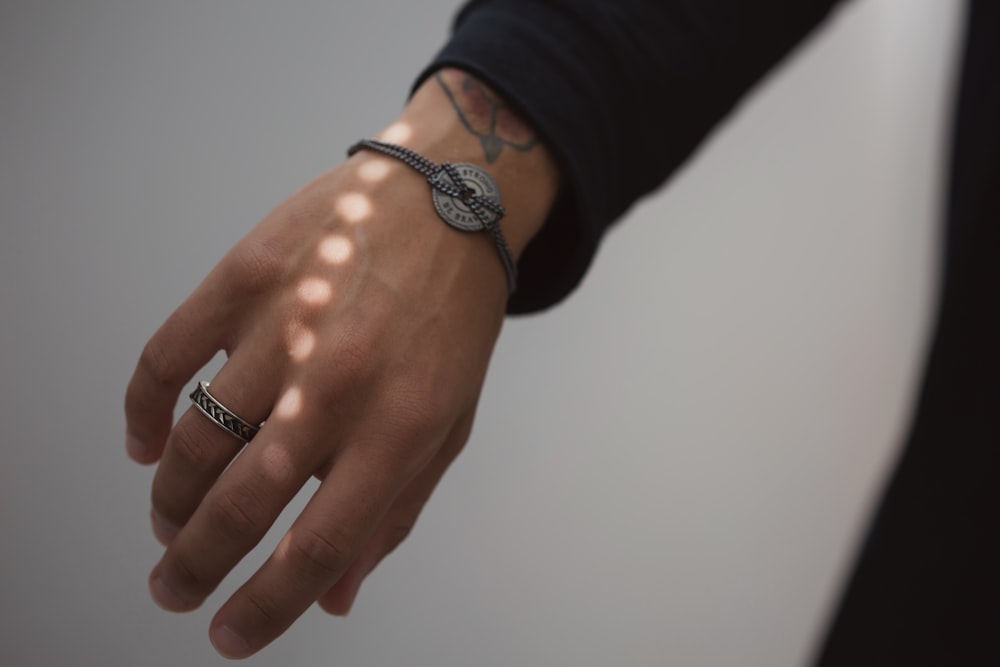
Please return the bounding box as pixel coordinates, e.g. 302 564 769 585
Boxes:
126 433 148 460
149 509 178 546
211 624 251 659
150 574 189 612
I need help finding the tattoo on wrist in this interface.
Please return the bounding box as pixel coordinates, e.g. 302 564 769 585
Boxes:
435 69 538 164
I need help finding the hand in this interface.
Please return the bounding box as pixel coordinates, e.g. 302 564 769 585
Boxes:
125 69 558 658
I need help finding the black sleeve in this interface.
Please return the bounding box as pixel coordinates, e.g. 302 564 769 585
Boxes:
415 0 846 313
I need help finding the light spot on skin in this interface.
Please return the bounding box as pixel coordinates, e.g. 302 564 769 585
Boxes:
318 234 354 265
357 157 393 184
274 386 303 420
297 277 333 306
334 193 373 224
286 324 316 362
260 442 296 484
274 531 295 562
379 121 412 144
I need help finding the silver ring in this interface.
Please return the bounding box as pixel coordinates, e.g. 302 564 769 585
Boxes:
189 381 260 442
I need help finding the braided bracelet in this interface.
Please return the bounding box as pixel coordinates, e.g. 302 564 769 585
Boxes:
347 139 517 293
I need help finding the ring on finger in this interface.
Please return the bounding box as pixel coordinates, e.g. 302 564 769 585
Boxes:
189 381 261 442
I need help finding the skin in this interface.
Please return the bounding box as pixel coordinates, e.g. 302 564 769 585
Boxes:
124 68 559 659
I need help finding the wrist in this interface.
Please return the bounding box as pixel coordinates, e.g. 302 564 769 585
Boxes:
380 68 560 260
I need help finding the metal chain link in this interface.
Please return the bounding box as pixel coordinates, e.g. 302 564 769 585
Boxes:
348 139 518 293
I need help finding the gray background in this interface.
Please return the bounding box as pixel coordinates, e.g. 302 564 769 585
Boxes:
0 1 962 665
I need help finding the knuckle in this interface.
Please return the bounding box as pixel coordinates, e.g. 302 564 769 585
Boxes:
354 391 450 479
137 338 178 389
228 238 285 293
149 484 188 529
207 483 269 540
387 384 450 443
167 551 208 598
405 388 451 433
334 331 378 383
243 588 282 625
309 334 377 406
287 526 352 580
168 422 220 475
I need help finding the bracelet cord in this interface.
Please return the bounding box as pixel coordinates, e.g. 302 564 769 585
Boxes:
348 139 518 293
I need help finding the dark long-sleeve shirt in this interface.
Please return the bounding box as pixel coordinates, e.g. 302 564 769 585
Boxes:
419 0 844 313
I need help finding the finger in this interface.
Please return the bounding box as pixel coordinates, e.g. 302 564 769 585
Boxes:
205 429 432 659
317 413 474 616
149 382 333 614
150 344 282 545
124 278 242 464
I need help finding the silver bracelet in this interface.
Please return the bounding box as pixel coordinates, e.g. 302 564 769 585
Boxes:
348 139 517 293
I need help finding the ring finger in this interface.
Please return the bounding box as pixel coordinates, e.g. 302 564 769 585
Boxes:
150 343 283 545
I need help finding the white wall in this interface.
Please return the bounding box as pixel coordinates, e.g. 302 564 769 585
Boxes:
0 1 963 665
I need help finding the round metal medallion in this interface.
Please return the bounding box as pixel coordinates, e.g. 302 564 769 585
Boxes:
430 163 502 232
